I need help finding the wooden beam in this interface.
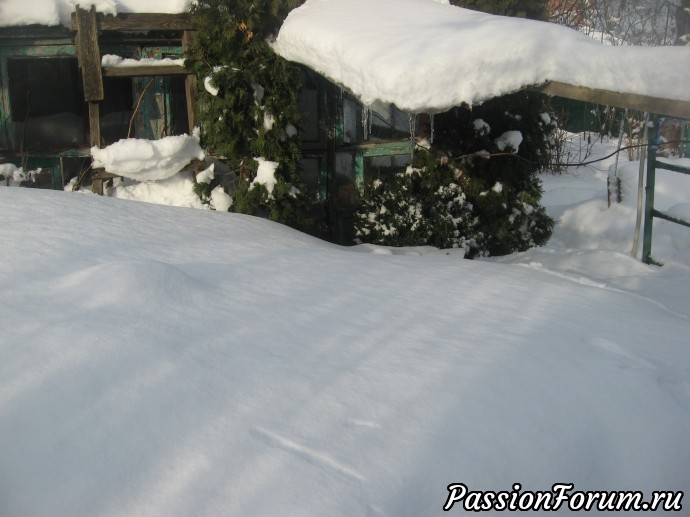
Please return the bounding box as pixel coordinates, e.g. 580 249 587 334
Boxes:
71 12 193 32
182 30 200 133
0 26 72 39
102 65 190 77
0 44 76 57
75 6 104 102
531 81 690 120
88 102 101 148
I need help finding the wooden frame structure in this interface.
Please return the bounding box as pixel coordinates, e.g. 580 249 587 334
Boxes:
0 9 200 191
71 7 199 148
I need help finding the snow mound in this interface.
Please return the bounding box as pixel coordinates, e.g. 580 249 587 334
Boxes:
91 130 205 182
1 187 689 516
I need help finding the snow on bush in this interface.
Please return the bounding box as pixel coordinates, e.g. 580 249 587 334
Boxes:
0 163 41 187
495 130 523 152
251 158 279 197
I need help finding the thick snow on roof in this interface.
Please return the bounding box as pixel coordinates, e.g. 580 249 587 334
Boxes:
0 0 192 28
272 0 690 113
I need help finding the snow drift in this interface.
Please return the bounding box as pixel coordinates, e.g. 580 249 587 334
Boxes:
0 186 688 516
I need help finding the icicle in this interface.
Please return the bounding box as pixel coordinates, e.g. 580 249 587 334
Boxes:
362 105 371 140
608 108 628 207
430 113 435 144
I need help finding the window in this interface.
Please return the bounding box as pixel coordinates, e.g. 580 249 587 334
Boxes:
7 57 87 150
101 77 134 144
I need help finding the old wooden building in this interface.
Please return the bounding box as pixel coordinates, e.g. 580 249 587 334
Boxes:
0 8 197 189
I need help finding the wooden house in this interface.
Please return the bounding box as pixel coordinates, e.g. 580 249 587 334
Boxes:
0 6 419 243
2 2 688 247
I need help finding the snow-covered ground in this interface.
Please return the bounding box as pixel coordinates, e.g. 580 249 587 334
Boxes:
1 135 689 516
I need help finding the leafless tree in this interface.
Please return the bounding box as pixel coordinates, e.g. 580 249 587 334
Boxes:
549 0 680 46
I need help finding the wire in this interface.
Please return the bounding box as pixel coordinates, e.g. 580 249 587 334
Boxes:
444 139 690 169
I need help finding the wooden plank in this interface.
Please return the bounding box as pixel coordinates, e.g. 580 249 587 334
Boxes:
182 30 199 132
102 64 190 77
91 171 120 180
531 81 690 120
75 6 104 101
71 12 193 32
0 57 14 151
0 26 72 39
0 149 92 163
0 45 75 57
185 73 199 132
358 141 414 157
88 102 101 148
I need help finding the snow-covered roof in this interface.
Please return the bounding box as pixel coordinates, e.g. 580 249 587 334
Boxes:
272 0 690 114
0 0 192 28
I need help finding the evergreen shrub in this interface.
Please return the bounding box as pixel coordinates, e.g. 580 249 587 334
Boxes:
186 0 309 228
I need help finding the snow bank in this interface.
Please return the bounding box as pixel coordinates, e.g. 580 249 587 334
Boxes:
273 0 690 113
1 186 689 516
91 130 205 182
103 172 230 212
539 144 690 266
0 0 192 27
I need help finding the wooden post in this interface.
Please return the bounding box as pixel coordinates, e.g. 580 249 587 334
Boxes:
642 118 658 264
75 5 105 193
75 5 104 102
182 30 199 133
88 102 101 148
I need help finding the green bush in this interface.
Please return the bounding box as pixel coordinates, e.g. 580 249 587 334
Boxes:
187 0 310 229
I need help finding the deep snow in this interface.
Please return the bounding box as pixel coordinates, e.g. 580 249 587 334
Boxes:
1 0 690 512
1 135 690 514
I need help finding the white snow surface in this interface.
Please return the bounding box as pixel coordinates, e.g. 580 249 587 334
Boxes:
91 130 205 182
273 0 690 113
2 135 690 515
104 172 230 213
101 55 185 68
0 0 192 27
